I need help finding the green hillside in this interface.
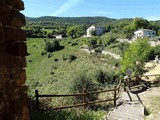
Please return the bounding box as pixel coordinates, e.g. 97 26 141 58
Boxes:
26 37 120 96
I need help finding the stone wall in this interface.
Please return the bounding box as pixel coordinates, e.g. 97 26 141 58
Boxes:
0 0 29 120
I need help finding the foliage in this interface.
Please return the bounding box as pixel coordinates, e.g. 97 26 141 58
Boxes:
154 44 160 56
95 69 117 85
47 53 52 58
44 39 61 52
67 25 86 38
121 38 153 75
41 51 47 55
68 54 77 62
30 109 105 120
71 68 98 102
100 34 117 46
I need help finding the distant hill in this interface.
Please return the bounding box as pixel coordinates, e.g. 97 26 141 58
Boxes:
26 16 116 24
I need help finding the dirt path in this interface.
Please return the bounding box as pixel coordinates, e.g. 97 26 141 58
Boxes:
80 48 120 59
101 51 120 59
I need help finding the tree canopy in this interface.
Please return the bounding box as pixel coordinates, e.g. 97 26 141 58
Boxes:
121 38 153 75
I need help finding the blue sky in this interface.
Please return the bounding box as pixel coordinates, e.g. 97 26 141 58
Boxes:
22 0 160 20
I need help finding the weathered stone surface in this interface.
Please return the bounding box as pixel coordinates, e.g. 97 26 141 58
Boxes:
0 65 10 88
16 69 26 86
0 0 29 119
0 27 5 44
4 42 27 56
0 5 12 25
19 106 30 120
6 0 24 10
9 10 26 27
6 26 26 42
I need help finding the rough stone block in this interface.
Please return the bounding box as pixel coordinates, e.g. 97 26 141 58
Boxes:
16 57 26 68
0 65 10 88
9 10 26 27
0 26 5 44
6 0 24 10
6 26 26 42
4 42 27 56
16 69 26 86
0 5 12 25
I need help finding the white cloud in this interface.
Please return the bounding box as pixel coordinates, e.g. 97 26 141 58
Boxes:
145 16 160 21
50 0 84 16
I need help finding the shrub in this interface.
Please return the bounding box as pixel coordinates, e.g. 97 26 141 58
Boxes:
71 42 78 46
30 109 102 120
62 54 67 61
95 69 117 85
71 69 98 103
29 60 32 62
47 53 52 58
68 54 77 62
50 71 55 75
44 40 61 52
121 38 153 76
41 51 47 55
154 44 160 56
54 58 59 62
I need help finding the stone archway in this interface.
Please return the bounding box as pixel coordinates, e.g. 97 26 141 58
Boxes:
0 0 29 120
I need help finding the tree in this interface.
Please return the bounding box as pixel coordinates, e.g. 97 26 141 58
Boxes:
44 40 61 52
132 18 149 30
121 38 153 76
67 25 86 38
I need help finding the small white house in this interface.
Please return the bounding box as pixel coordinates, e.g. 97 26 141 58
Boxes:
86 25 106 37
134 29 156 39
56 34 66 39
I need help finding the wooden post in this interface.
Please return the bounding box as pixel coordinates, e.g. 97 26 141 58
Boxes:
124 81 126 91
114 86 117 107
83 88 88 109
35 89 39 111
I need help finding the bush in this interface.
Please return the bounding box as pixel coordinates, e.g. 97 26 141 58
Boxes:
44 40 61 52
95 69 117 85
54 58 59 62
70 69 98 104
30 109 102 120
71 42 78 46
68 54 77 62
121 38 153 75
47 53 52 58
29 60 32 62
154 44 160 56
41 51 47 55
50 71 55 75
62 54 67 61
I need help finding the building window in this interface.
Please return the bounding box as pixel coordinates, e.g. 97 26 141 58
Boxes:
149 33 151 35
139 33 141 35
152 32 154 35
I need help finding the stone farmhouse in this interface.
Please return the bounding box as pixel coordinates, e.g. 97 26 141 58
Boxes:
134 29 156 39
86 25 106 37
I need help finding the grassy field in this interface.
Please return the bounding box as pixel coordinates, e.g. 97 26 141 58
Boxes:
26 37 120 119
26 38 120 96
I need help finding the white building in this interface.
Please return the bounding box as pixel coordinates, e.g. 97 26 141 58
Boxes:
56 34 66 39
134 29 156 39
86 25 106 37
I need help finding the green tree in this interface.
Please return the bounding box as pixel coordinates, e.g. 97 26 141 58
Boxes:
121 38 153 76
44 40 61 52
67 25 86 38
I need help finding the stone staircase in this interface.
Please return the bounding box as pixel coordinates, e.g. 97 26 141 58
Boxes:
105 92 144 120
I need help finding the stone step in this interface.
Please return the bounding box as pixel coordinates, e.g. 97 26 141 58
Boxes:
107 111 143 120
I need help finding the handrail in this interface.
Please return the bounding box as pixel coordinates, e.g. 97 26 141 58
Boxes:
35 78 122 110
123 74 160 91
